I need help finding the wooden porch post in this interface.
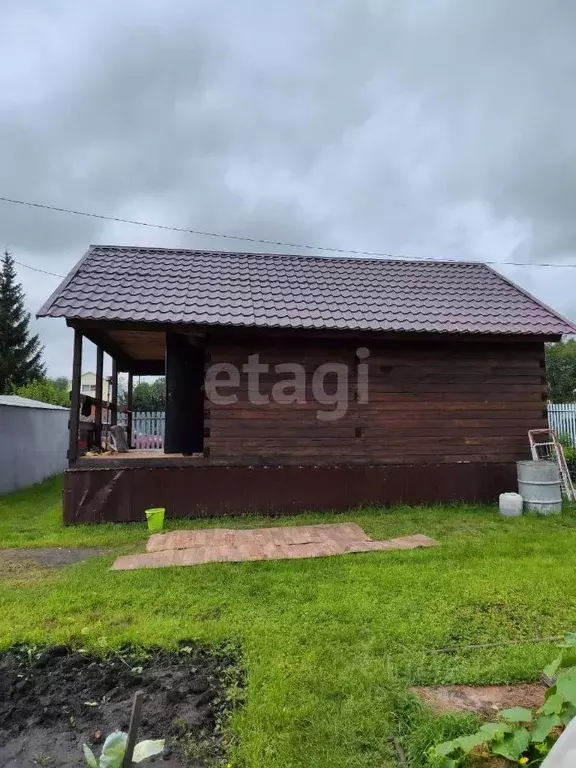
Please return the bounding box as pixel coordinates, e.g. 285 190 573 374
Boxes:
95 345 104 449
110 359 118 427
127 371 133 448
68 329 83 464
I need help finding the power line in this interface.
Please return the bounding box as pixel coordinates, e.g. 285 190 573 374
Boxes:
14 259 65 278
1 194 403 258
3 192 576 272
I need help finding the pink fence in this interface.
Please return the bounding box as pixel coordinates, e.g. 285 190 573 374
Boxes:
120 411 165 450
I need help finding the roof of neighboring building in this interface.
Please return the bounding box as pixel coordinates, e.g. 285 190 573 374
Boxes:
0 395 69 410
37 244 576 336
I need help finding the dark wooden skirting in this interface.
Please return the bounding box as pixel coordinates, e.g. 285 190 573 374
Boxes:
63 462 516 524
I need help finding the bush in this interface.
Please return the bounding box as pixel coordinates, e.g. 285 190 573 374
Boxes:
14 378 70 407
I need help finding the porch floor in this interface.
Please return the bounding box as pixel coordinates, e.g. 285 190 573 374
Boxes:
78 450 205 468
82 450 202 460
111 523 439 570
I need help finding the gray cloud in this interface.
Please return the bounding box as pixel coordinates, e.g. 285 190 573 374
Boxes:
1 0 575 376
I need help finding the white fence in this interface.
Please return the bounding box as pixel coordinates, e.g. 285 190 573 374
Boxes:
548 404 576 445
119 411 165 450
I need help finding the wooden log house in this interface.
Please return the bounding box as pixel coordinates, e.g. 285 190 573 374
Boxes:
38 245 576 523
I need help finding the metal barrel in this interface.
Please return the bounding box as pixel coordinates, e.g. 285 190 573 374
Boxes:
517 460 562 515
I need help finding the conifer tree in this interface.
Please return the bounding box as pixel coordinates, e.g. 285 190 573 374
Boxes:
0 251 46 393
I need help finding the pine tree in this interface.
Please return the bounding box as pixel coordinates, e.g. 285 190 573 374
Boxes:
0 251 46 393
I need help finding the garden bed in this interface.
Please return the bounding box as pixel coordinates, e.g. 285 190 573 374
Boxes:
0 643 242 767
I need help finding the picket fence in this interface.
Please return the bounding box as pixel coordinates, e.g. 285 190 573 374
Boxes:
119 411 165 450
548 403 576 446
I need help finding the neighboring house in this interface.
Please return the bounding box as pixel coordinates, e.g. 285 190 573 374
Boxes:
0 395 69 495
38 245 576 524
79 371 111 401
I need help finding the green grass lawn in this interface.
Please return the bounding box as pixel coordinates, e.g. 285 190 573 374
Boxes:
2 476 576 766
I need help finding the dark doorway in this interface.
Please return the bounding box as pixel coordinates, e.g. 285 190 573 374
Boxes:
165 332 205 454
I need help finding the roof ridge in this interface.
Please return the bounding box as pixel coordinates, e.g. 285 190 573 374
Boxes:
88 243 486 269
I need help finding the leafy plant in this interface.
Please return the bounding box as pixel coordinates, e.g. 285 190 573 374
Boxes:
83 730 164 767
557 433 576 464
14 377 70 407
546 340 576 403
428 632 576 766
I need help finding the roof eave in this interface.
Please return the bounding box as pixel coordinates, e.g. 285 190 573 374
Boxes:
483 263 576 335
36 246 94 318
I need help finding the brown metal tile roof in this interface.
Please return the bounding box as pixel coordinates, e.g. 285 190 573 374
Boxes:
37 245 576 336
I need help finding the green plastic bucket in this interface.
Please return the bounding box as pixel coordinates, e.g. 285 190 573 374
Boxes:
145 507 165 532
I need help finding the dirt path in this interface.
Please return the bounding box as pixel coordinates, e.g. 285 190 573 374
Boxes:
0 548 114 580
0 547 112 569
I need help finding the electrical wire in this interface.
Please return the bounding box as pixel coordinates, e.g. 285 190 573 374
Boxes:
3 193 576 276
13 260 66 278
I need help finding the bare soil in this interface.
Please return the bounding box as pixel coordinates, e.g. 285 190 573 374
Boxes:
412 682 547 717
0 644 242 767
0 547 112 571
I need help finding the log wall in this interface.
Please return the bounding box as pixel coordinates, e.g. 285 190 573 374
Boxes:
204 336 547 464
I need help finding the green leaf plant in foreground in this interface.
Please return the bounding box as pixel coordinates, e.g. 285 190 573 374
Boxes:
83 730 164 767
428 632 576 766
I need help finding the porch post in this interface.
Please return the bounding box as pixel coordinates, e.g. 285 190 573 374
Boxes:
94 345 104 449
110 359 118 427
68 329 83 464
127 371 134 448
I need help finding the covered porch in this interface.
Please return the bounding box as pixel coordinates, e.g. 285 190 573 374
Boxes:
67 320 206 464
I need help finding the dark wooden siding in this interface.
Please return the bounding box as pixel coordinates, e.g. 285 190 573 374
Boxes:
204 336 547 464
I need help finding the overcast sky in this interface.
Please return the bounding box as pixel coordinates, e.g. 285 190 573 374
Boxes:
2 0 576 377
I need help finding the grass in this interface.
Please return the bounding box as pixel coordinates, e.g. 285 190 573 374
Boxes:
2 477 576 766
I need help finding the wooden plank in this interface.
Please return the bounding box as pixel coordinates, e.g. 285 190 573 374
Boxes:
206 410 546 425
110 358 118 427
68 329 83 464
368 391 546 402
208 435 529 447
207 425 538 439
370 376 544 387
210 424 358 438
94 345 104 449
127 372 133 448
207 405 546 418
368 383 546 393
